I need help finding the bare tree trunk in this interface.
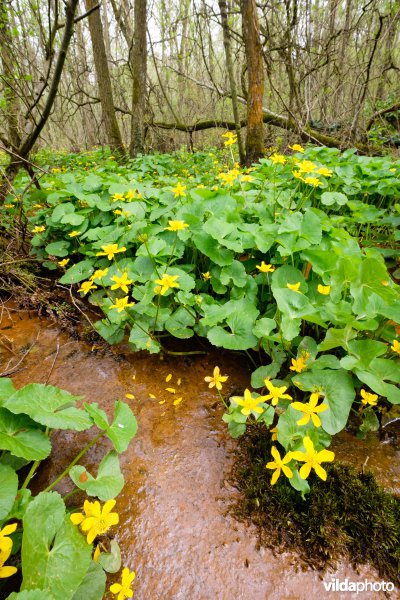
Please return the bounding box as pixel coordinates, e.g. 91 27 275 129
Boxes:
130 0 148 156
0 1 21 150
218 0 245 164
0 0 80 201
84 0 124 154
240 0 265 164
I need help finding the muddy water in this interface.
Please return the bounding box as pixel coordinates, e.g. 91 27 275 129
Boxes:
0 305 398 600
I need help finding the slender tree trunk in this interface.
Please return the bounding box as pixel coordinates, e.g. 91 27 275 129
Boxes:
130 0 148 156
0 0 79 201
218 0 245 164
0 1 21 150
240 0 265 164
84 0 124 154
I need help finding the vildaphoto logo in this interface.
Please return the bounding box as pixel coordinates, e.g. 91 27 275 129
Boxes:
323 578 395 594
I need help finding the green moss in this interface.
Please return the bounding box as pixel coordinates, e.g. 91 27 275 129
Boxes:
231 426 400 583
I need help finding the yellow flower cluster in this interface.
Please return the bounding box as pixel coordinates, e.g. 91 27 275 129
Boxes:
0 523 18 579
266 436 334 484
70 499 119 544
222 131 237 147
218 169 240 186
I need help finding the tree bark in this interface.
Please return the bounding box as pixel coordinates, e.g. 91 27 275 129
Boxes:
240 0 265 164
0 1 21 150
84 0 124 154
130 0 148 156
218 0 245 164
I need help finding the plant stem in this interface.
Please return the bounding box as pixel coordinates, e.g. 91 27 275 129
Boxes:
43 430 105 493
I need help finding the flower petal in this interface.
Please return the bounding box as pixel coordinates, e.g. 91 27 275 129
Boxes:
317 449 335 463
314 463 327 481
271 468 280 485
303 436 314 454
282 465 293 479
103 499 117 516
299 463 312 480
110 583 123 594
1 524 17 537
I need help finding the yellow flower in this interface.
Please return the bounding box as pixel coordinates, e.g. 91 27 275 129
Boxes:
58 258 70 267
202 271 211 281
125 189 135 200
0 547 17 579
197 184 205 188
77 500 119 545
264 379 292 406
316 167 332 177
292 170 304 180
292 392 328 427
0 524 17 553
110 567 136 600
297 160 316 173
290 356 308 373
231 389 267 416
240 175 253 182
154 273 180 295
91 268 109 281
111 193 125 202
33 204 43 209
78 280 98 295
317 284 331 295
287 282 301 292
204 366 228 391
289 144 304 153
303 176 322 187
93 544 101 562
270 426 278 441
4 204 14 209
172 182 186 198
266 446 293 485
165 220 189 231
51 167 61 173
256 261 275 273
111 272 133 293
69 230 80 237
291 436 335 480
109 296 135 313
222 131 237 147
32 225 45 234
360 389 378 406
390 340 400 355
96 244 127 260
270 153 286 165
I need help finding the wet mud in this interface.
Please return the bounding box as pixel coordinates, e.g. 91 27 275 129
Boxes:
0 303 398 600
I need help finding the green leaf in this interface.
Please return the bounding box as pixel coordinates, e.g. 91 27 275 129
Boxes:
293 370 355 434
71 561 106 600
59 260 94 284
97 540 121 573
21 492 91 599
0 378 16 403
107 401 138 453
277 405 314 450
251 364 281 387
252 318 276 339
69 451 124 501
45 241 70 257
358 408 379 437
0 463 18 520
128 324 160 353
94 319 125 344
0 408 51 461
7 592 53 600
288 470 310 497
4 384 92 431
321 192 348 206
192 231 234 266
207 318 258 350
318 326 357 351
84 403 109 430
6 488 32 521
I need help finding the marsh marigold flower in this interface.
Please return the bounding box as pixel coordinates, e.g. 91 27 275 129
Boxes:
290 355 308 373
270 153 286 165
0 524 17 553
291 436 335 481
165 220 189 231
71 499 119 545
222 131 237 146
390 340 400 356
68 230 81 237
316 167 332 177
110 567 136 600
266 446 293 485
292 392 328 427
264 379 292 406
317 284 331 295
109 296 135 313
58 258 69 267
96 244 126 260
125 189 136 200
171 182 186 198
287 282 301 292
91 268 108 281
256 261 275 273
289 144 304 153
360 389 378 406
78 280 97 295
231 389 267 416
297 160 316 173
303 176 322 187
0 548 17 579
204 366 228 391
32 225 45 234
111 193 125 202
154 273 180 295
111 272 133 293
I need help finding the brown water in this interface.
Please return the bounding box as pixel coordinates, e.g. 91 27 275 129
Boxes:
0 304 398 600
